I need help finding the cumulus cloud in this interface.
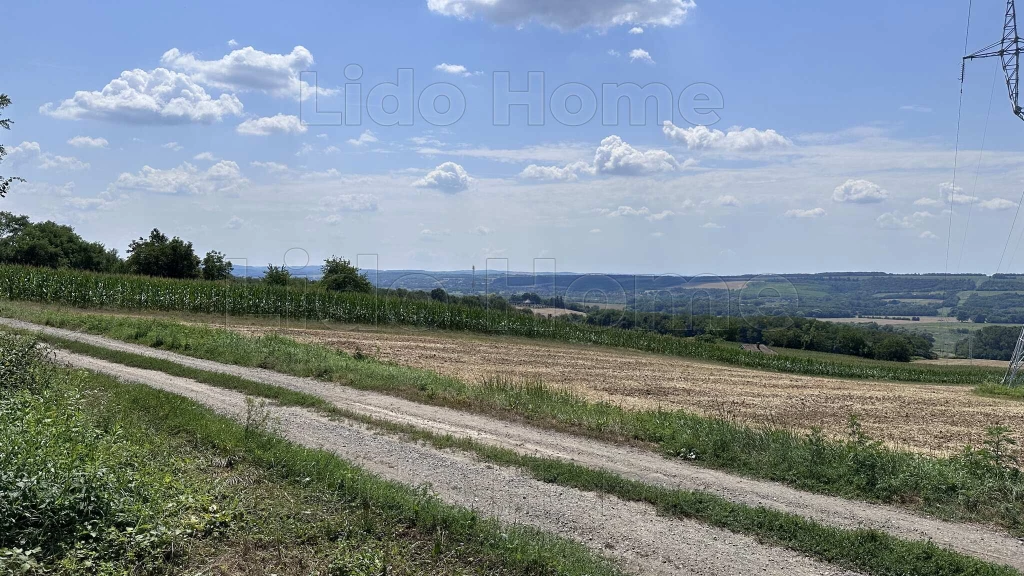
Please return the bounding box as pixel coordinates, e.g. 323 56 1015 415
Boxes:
629 48 654 64
414 161 472 193
876 211 933 230
6 141 89 171
347 130 379 146
832 179 889 204
980 198 1018 211
629 26 644 34
785 208 826 219
600 205 674 222
236 114 308 136
920 230 938 239
426 0 697 30
226 215 245 229
662 123 792 152
162 142 183 151
193 152 217 161
67 136 109 148
593 135 677 175
251 160 289 173
160 45 332 99
519 161 594 181
521 136 676 180
715 195 741 207
112 160 248 195
434 63 477 77
40 68 243 124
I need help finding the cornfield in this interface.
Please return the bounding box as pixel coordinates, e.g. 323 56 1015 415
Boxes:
0 265 1003 385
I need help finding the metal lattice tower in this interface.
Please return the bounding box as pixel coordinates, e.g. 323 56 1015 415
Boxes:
963 0 1024 385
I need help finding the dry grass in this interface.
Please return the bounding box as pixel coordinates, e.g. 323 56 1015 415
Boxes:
224 322 1024 455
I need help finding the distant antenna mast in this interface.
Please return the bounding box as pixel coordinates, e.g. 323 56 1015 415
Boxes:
962 0 1024 385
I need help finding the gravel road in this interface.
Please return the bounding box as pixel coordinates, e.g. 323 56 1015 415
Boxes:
51 347 859 576
5 318 1022 571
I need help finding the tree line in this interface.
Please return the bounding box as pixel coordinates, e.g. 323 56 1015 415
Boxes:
579 309 934 362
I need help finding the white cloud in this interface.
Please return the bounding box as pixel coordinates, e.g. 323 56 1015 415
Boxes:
920 230 938 239
414 161 472 193
832 179 889 204
193 152 217 161
426 0 697 30
226 215 245 229
521 136 676 179
629 48 654 64
227 39 239 48
319 194 379 212
715 195 741 207
40 68 243 124
662 123 792 152
876 211 933 230
785 208 826 219
471 225 493 235
323 145 342 154
701 222 723 229
900 104 933 113
160 45 332 99
914 197 944 207
113 160 248 195
519 161 594 181
590 228 602 234
64 195 117 211
420 228 452 241
608 49 621 57
593 135 677 175
251 160 289 173
434 63 477 77
979 197 1018 211
347 130 379 146
162 141 184 151
236 114 308 136
601 205 674 222
6 141 89 171
67 136 109 148
629 26 644 34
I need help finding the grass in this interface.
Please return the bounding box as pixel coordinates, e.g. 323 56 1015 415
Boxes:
35 331 1024 576
0 332 625 576
0 266 1008 385
10 303 1024 535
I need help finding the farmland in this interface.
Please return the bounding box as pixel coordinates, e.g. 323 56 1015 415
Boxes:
0 265 1004 385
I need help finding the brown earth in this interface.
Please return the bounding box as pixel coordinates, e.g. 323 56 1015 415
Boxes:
219 322 1024 455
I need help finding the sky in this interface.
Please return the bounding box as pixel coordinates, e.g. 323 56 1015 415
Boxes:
4 0 1024 276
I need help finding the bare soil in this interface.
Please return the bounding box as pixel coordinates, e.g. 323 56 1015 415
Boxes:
206 322 1024 455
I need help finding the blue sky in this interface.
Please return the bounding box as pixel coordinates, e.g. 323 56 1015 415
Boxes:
4 0 1024 275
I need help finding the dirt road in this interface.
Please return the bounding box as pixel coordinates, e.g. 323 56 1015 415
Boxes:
51 348 859 576
222 322 1024 455
6 317 1024 570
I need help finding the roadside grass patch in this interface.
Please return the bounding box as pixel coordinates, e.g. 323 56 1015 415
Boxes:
0 332 624 576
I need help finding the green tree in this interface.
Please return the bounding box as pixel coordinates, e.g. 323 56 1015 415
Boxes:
320 256 373 293
430 287 448 302
0 94 25 198
200 250 233 281
0 212 120 272
125 229 200 279
872 336 913 362
263 264 292 286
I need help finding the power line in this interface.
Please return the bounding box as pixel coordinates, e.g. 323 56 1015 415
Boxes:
947 0 974 273
957 66 998 272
